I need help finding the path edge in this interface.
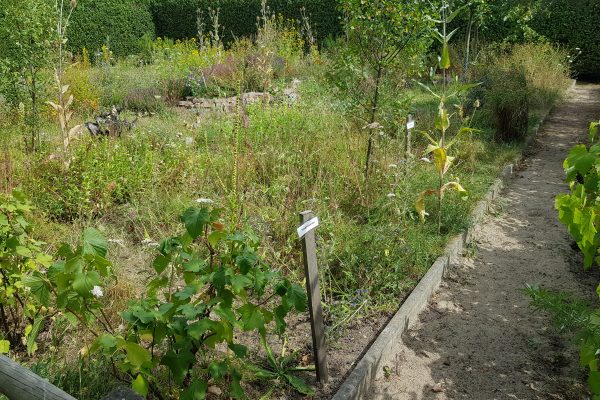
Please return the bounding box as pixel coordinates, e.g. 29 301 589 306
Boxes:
330 80 577 400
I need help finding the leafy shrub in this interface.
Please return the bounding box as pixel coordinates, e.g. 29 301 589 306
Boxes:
68 0 155 58
486 66 529 142
150 0 342 44
63 66 101 114
0 190 52 354
531 0 600 80
556 119 600 267
91 206 310 397
123 87 165 113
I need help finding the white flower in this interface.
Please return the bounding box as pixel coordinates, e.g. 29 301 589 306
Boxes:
420 157 431 163
195 198 214 204
91 286 104 298
184 137 194 146
387 193 396 198
388 164 398 168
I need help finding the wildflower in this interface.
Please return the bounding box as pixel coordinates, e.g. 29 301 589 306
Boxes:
474 99 481 108
196 198 214 204
387 193 396 198
388 164 398 169
420 157 431 163
91 286 103 298
185 137 194 146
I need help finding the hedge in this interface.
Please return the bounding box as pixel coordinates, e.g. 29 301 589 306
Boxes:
68 0 155 58
150 0 342 45
531 0 600 80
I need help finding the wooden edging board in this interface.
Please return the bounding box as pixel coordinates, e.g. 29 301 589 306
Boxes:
331 80 577 400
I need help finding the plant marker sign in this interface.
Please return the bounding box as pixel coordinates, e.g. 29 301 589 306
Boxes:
407 113 415 130
298 211 329 383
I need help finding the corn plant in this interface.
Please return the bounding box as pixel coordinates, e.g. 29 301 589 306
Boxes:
415 1 477 232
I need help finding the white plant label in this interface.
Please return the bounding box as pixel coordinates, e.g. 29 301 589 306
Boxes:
407 120 415 129
297 217 320 238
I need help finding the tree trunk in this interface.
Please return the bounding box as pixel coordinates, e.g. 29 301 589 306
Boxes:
365 64 383 179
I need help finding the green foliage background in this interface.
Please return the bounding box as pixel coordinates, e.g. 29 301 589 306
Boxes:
530 0 600 80
150 0 342 44
68 0 155 57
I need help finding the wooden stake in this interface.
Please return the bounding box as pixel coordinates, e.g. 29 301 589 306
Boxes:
298 211 329 383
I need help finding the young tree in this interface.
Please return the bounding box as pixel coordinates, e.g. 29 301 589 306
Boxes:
341 0 433 179
0 0 53 152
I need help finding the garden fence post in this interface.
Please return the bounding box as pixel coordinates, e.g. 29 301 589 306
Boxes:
298 211 329 383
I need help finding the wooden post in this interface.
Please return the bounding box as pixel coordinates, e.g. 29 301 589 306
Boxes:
0 354 76 400
298 211 329 383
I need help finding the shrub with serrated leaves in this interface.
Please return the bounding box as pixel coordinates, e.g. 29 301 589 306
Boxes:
556 119 600 268
92 205 309 398
0 190 53 355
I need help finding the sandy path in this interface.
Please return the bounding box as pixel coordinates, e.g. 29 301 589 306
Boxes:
368 83 600 400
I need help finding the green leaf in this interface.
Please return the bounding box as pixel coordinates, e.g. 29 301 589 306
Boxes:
72 271 101 297
181 207 210 239
238 304 265 332
285 374 316 395
231 275 252 293
208 361 229 380
26 318 43 355
285 283 308 312
236 251 258 274
125 342 151 370
180 379 208 400
82 228 108 257
0 340 10 354
22 274 51 306
131 374 149 397
152 255 170 274
440 43 451 69
228 343 248 358
161 349 196 386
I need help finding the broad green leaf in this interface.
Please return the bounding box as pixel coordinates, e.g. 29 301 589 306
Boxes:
285 283 308 312
285 374 316 395
22 274 51 306
161 349 195 386
208 361 229 380
228 343 247 358
152 255 170 274
236 251 258 274
181 380 208 400
131 374 149 397
238 304 265 332
181 207 210 239
125 342 151 370
72 271 101 297
440 44 451 69
82 228 108 257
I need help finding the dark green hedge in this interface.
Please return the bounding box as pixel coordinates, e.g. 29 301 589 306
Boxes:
151 0 342 45
68 0 155 57
531 0 600 80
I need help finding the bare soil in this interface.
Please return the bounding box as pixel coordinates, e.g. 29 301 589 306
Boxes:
367 83 600 400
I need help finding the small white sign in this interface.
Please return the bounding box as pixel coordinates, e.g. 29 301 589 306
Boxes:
297 217 320 238
407 114 415 130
